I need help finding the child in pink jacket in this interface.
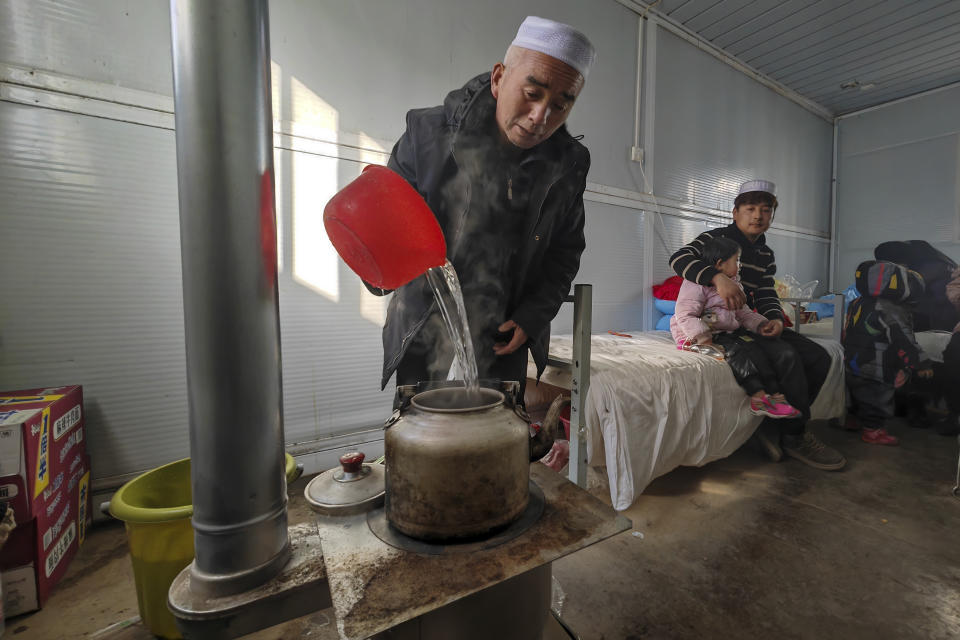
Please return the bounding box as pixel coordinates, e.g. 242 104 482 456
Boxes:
671 237 801 419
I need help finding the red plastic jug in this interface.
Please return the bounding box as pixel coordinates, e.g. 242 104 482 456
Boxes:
323 165 447 290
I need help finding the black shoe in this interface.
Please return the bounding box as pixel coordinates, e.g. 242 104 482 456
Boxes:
934 414 960 436
781 431 847 471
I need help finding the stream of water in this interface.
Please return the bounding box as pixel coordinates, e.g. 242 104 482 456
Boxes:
424 260 479 394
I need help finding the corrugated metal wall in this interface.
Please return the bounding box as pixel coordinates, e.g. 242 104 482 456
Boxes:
835 84 960 288
0 100 188 476
0 0 648 482
652 26 834 294
0 0 836 482
553 201 647 334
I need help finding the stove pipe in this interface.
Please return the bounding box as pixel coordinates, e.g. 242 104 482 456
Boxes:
169 0 290 597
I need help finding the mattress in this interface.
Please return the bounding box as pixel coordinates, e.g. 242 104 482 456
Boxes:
529 330 846 511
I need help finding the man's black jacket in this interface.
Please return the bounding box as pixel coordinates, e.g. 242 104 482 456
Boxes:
378 72 589 389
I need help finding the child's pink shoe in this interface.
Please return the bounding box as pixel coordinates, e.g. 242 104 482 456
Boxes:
750 395 802 419
861 428 899 446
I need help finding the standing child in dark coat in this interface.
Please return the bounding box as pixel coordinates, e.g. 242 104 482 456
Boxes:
843 260 934 445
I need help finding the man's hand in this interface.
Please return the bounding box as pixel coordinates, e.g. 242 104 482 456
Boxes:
493 320 528 355
712 273 746 310
758 319 784 337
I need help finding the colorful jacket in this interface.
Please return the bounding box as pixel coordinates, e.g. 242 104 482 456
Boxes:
843 260 929 384
670 278 767 344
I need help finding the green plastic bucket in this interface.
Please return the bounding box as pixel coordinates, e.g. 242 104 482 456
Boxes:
109 453 299 639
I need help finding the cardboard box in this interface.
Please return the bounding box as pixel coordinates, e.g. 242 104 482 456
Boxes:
2 566 37 619
0 387 90 616
0 457 91 617
0 386 85 521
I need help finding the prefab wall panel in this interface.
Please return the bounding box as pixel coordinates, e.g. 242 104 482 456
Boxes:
0 101 187 478
1 0 836 482
651 27 833 294
836 85 960 287
0 0 644 482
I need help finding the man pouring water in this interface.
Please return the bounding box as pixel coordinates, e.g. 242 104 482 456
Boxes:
371 16 596 397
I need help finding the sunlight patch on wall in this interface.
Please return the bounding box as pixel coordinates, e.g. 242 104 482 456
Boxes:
272 148 284 273
271 60 282 122
716 177 743 211
292 152 340 301
290 76 339 141
290 76 340 300
270 61 285 274
356 131 388 167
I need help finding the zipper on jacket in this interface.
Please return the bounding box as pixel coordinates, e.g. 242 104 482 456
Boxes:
508 178 513 201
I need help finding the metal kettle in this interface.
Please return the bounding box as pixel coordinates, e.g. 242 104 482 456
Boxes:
384 382 548 541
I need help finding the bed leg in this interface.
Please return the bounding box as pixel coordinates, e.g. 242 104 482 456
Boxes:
568 284 592 489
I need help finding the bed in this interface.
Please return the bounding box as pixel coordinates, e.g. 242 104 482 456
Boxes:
529 288 847 511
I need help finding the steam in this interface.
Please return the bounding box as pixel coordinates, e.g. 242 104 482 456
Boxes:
426 123 524 381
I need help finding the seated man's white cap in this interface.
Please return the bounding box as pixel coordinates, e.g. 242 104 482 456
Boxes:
738 179 776 196
511 16 597 79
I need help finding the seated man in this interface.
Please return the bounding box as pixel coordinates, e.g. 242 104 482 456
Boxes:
670 179 846 471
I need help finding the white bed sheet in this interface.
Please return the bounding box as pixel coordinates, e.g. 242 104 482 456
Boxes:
531 330 845 511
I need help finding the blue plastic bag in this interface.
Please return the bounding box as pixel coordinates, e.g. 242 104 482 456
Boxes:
653 298 676 315
805 301 835 318
843 284 860 305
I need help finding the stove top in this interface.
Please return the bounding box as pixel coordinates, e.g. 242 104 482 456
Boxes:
316 463 631 640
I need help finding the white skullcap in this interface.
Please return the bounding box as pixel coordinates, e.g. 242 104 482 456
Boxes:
511 16 597 79
738 179 776 196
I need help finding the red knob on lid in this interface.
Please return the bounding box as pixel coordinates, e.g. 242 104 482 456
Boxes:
340 452 365 474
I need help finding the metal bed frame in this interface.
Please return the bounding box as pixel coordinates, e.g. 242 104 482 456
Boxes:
547 284 592 489
781 293 846 343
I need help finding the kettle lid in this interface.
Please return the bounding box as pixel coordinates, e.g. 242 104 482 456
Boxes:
304 452 385 516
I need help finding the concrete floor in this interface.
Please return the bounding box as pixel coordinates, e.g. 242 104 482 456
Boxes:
7 419 959 639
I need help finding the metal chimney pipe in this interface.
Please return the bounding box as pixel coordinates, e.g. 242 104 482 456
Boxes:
169 0 290 597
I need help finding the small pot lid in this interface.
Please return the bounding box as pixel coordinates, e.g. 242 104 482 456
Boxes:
304 452 385 516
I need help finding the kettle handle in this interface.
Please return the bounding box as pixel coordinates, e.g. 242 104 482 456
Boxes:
529 395 568 462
